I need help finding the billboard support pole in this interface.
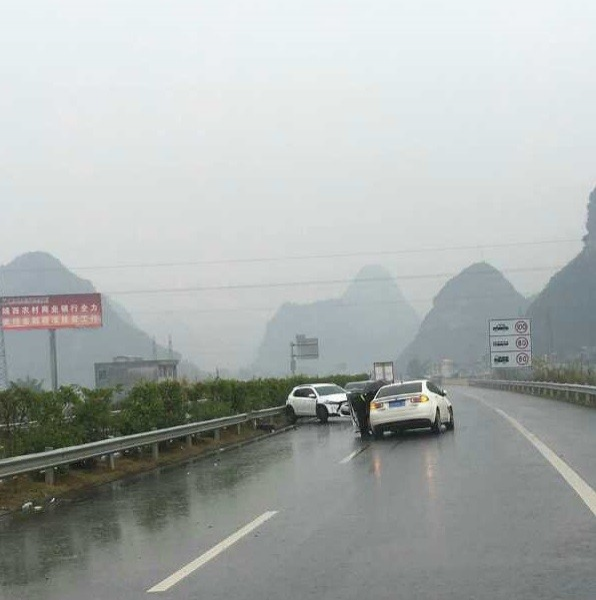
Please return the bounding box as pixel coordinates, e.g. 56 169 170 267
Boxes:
0 325 8 390
49 329 58 392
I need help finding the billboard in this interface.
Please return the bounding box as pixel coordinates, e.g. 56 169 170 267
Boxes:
0 294 103 331
488 318 531 368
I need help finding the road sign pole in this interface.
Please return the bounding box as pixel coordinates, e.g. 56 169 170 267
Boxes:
290 343 296 376
49 328 58 392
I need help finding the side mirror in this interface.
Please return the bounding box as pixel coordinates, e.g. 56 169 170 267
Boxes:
441 389 447 397
308 392 317 399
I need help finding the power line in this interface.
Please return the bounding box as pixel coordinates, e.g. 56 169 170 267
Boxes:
129 292 534 316
0 238 581 273
103 265 564 297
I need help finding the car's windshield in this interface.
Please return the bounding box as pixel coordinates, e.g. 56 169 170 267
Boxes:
376 382 423 398
315 385 345 396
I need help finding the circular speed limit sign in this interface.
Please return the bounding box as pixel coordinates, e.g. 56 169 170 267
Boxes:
515 320 529 334
516 353 530 366
516 337 529 350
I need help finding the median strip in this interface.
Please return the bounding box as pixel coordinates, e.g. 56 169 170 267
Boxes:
147 511 279 593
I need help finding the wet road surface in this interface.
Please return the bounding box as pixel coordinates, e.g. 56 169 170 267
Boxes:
1 387 595 599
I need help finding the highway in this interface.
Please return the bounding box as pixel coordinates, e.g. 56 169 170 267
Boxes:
1 386 595 600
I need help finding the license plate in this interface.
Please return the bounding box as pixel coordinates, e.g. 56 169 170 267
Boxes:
388 400 405 408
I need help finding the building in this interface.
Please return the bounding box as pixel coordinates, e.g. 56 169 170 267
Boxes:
94 356 179 390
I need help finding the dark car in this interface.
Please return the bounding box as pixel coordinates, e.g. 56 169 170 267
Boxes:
345 380 390 437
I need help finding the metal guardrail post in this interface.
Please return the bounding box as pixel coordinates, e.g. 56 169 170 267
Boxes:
0 407 286 480
186 435 193 449
44 447 54 485
151 428 159 461
109 453 116 470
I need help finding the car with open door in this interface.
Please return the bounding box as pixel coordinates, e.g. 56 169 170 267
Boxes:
369 379 454 439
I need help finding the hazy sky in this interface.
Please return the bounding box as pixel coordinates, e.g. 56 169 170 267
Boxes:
1 1 595 371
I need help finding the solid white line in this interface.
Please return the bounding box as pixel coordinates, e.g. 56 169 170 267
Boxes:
147 511 278 593
339 445 369 464
462 389 596 518
492 408 596 517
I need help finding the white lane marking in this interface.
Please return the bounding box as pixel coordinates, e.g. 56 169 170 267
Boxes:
147 511 278 593
463 392 596 518
493 407 596 517
339 445 370 464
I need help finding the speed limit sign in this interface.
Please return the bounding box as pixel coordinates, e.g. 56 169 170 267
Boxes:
489 318 532 368
516 352 530 366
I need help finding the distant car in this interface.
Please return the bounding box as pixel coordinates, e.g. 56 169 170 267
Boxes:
286 383 348 424
369 379 454 439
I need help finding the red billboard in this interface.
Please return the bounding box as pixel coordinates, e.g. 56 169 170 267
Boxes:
0 293 103 331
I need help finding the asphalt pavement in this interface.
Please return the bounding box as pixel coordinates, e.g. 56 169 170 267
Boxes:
1 386 595 600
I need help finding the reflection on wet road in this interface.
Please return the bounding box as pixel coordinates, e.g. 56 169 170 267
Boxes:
1 387 595 600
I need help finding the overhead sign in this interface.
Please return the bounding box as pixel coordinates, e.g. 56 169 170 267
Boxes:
488 318 531 368
0 294 103 331
373 361 395 383
294 334 319 359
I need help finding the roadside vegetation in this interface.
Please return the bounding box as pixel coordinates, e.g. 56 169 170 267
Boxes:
0 374 367 459
530 359 596 386
0 374 365 513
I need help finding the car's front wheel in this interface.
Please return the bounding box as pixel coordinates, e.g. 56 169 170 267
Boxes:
445 406 454 431
285 404 297 425
316 404 329 424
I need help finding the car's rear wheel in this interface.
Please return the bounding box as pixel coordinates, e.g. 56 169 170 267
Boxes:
371 426 383 440
445 406 455 431
431 408 442 434
285 404 297 425
316 404 329 424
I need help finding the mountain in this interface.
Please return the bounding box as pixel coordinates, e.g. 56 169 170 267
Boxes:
528 186 596 358
0 252 200 387
397 262 528 374
251 265 420 376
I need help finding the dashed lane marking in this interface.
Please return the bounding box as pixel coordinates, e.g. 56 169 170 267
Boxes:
339 445 370 464
147 511 278 593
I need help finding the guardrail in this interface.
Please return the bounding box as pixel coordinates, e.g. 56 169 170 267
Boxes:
469 379 596 409
0 406 286 484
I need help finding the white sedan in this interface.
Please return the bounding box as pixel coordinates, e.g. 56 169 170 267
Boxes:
286 383 348 423
369 380 454 439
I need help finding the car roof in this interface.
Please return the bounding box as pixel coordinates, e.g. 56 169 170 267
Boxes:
347 379 388 389
378 379 428 390
294 383 336 388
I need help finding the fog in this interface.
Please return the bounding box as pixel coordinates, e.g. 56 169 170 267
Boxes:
1 1 594 371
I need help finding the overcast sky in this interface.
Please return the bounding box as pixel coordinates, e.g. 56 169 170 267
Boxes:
1 1 595 371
